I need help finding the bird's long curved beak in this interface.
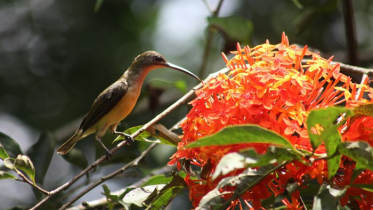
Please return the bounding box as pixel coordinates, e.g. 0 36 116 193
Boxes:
165 62 204 85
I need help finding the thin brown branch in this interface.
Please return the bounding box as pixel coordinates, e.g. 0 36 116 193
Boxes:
30 58 373 209
57 68 230 209
301 60 373 76
214 0 224 16
30 72 213 210
59 143 158 210
198 0 225 79
341 0 359 65
16 170 50 195
335 61 373 76
68 157 176 209
202 0 213 15
356 74 368 100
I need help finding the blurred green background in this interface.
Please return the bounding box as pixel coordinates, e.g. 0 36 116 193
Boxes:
0 0 372 209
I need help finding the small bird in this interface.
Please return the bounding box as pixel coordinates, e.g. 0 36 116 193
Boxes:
57 51 202 156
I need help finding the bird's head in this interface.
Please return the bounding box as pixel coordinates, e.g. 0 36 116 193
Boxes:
128 51 202 83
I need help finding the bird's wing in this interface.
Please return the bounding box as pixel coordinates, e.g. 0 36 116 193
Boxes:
79 80 128 133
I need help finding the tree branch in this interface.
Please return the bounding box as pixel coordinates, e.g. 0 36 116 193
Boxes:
16 170 50 195
30 58 372 209
30 68 223 210
301 60 373 76
59 143 158 209
198 0 225 79
67 157 176 209
341 0 359 65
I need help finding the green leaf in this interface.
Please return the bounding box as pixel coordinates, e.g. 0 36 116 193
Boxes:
212 153 245 180
327 152 342 179
0 171 17 180
291 0 303 9
213 146 301 180
27 132 55 185
3 157 16 169
338 141 373 171
102 184 119 210
197 164 280 210
145 173 187 210
122 185 166 207
275 181 300 203
353 103 373 116
113 124 180 146
147 79 188 94
313 184 346 210
350 168 364 183
14 155 36 185
351 184 373 192
0 143 9 160
208 16 253 45
4 155 36 184
186 124 294 150
146 186 184 210
117 187 134 210
293 0 338 35
307 107 352 151
0 132 22 159
61 147 88 170
94 0 104 12
306 107 351 178
173 80 188 94
141 175 173 187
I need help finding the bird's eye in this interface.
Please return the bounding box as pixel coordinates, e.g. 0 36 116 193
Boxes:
153 55 165 63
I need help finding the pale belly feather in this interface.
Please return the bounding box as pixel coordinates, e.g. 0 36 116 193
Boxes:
84 85 141 137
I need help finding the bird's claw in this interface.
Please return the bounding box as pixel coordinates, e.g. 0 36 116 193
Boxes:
104 150 112 160
125 134 134 144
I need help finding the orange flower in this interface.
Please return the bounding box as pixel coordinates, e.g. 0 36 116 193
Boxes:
170 32 373 209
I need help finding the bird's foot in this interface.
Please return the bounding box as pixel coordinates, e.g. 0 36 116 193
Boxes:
104 150 112 160
113 131 134 144
96 137 112 160
124 134 134 144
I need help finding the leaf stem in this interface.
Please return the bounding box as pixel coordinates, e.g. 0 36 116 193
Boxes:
198 0 225 79
16 169 50 195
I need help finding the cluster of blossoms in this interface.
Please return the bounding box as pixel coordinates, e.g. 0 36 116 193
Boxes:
169 33 373 209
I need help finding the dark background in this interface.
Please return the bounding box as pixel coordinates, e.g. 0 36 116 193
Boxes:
0 0 372 209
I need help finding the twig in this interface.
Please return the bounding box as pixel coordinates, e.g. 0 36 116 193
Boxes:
57 68 229 209
214 0 224 16
198 0 225 79
202 0 224 16
68 163 176 209
356 74 368 100
59 143 158 209
301 60 373 76
341 0 359 65
334 61 373 76
30 56 371 209
16 170 50 195
30 71 213 210
202 0 213 15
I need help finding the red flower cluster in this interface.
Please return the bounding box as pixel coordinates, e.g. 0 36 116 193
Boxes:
169 33 373 209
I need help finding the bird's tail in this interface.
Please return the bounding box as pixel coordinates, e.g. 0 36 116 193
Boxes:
56 131 82 155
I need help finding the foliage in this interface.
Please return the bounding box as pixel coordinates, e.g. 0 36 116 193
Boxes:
1 0 373 209
169 33 373 209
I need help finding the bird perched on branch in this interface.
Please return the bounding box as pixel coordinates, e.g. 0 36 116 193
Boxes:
57 51 202 156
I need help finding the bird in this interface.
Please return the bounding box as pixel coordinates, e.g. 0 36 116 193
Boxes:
57 51 202 156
